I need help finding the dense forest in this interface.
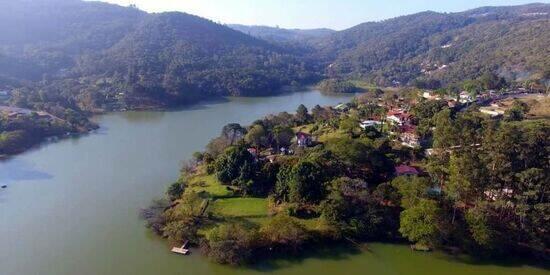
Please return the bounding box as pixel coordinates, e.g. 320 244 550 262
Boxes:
0 0 318 110
311 4 550 87
143 91 549 265
0 0 548 112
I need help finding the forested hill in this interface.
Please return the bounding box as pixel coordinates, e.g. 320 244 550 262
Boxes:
0 1 548 111
312 3 550 87
75 12 318 107
0 0 317 110
0 0 144 81
228 24 335 42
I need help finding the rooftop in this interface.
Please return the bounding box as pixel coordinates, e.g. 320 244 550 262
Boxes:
395 165 420 176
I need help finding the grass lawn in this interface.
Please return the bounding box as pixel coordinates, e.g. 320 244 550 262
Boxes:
208 197 322 230
349 80 378 91
349 80 397 92
499 95 550 120
318 130 347 142
203 197 270 230
209 197 268 219
521 96 550 119
528 97 550 119
185 167 323 233
187 173 234 198
293 124 315 134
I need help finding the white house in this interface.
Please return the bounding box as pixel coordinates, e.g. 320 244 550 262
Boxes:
334 103 348 111
459 91 474 103
360 120 382 130
479 107 505 117
421 91 442 101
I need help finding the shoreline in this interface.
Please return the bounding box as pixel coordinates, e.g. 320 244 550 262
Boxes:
143 88 549 265
0 85 332 159
0 125 98 161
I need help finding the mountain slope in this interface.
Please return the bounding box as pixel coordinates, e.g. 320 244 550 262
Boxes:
75 13 317 107
0 0 317 110
312 3 550 87
0 1 548 111
0 0 144 81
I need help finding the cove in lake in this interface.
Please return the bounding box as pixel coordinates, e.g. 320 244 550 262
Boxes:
0 89 547 275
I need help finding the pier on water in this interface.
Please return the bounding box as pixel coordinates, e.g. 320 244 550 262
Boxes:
171 240 190 255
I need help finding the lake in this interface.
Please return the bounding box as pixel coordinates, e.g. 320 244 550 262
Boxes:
0 89 547 275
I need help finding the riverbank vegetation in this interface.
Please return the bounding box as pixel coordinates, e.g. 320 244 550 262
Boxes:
144 90 549 265
317 79 363 94
0 107 96 156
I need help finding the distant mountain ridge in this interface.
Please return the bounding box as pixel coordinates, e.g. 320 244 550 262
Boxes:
0 1 548 111
311 3 550 87
228 24 335 42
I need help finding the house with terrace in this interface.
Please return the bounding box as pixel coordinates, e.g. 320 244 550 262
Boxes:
386 109 412 126
399 125 421 148
360 120 382 130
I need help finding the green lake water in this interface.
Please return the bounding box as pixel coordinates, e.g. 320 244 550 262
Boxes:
0 89 547 275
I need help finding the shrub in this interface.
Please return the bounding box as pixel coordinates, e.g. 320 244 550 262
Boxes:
259 215 310 252
166 181 186 201
202 224 258 265
140 199 169 235
399 199 441 246
214 146 256 184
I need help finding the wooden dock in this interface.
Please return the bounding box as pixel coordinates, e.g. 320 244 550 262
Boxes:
171 247 190 255
171 240 190 255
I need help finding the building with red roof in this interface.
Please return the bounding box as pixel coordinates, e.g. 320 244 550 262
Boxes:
387 109 412 126
395 165 420 176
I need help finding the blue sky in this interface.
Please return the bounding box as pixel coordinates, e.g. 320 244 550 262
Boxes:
98 0 548 30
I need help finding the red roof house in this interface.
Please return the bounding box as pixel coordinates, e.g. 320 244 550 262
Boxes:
395 165 420 176
387 110 412 125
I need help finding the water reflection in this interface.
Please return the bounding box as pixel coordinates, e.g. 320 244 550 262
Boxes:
249 244 363 273
0 159 53 184
120 111 167 123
